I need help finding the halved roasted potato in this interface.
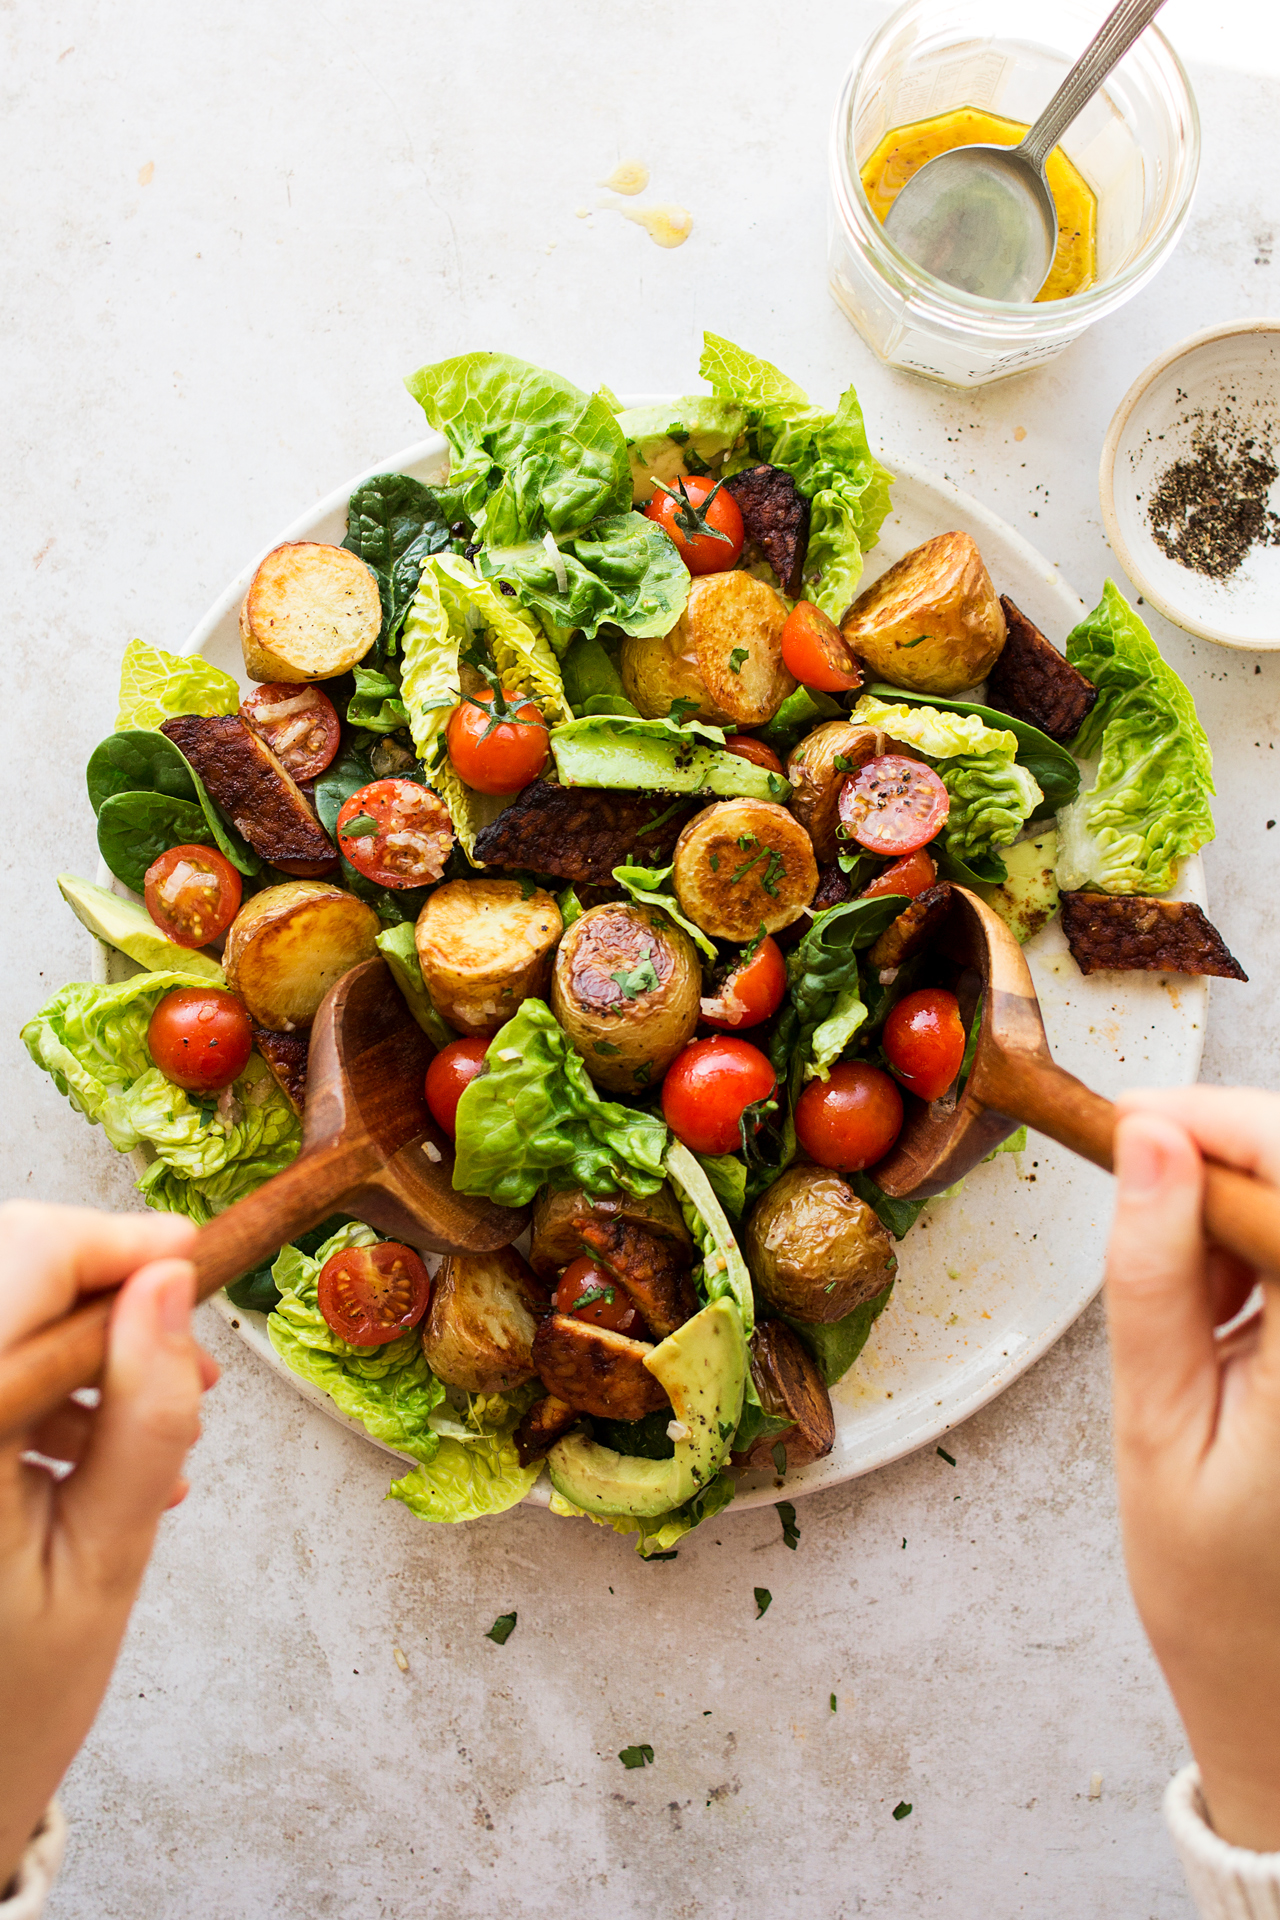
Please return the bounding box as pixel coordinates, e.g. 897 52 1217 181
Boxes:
532 1313 668 1420
420 1247 547 1393
551 903 700 1094
735 1319 835 1471
620 571 794 726
223 882 380 1031
671 798 817 941
240 541 382 683
743 1165 897 1322
415 879 562 1038
529 1182 692 1279
786 722 893 864
839 532 1006 696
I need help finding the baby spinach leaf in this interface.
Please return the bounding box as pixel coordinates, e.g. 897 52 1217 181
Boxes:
782 1281 895 1384
96 791 217 894
343 473 454 658
87 729 260 878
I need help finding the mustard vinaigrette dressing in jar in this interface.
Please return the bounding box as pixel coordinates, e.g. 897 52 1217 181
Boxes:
828 0 1199 388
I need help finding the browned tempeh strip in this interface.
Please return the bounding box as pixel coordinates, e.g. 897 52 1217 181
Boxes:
161 714 337 875
1060 893 1247 979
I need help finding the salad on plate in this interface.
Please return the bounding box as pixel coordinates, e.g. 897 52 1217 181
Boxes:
23 335 1244 1553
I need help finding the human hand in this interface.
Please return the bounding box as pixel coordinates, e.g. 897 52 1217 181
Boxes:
0 1203 217 1889
1107 1087 1280 1852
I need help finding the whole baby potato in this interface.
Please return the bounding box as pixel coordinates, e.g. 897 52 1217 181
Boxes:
840 532 1006 696
743 1164 897 1323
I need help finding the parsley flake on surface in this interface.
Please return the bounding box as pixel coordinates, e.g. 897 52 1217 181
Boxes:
937 1446 956 1466
668 698 701 727
754 1586 772 1618
893 1801 913 1820
776 1501 800 1550
612 949 660 998
593 1039 621 1055
833 753 853 772
830 1693 838 1713
771 1442 787 1476
619 1743 655 1769
728 646 749 673
569 1284 615 1313
485 1612 517 1645
342 814 379 838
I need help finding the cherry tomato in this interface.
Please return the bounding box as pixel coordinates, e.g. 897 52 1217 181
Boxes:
838 754 949 856
447 688 549 795
701 936 788 1031
425 1036 490 1138
554 1256 645 1337
644 476 745 575
336 779 454 888
240 682 341 781
147 987 253 1092
883 988 967 1102
858 848 938 902
779 602 864 693
143 844 242 948
721 735 784 775
794 1060 903 1171
317 1240 432 1347
661 1036 776 1155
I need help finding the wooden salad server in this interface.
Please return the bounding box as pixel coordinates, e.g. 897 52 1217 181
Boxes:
871 887 1280 1272
0 957 527 1444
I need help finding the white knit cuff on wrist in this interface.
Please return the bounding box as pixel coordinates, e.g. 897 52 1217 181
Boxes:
1166 1765 1280 1920
0 1803 66 1920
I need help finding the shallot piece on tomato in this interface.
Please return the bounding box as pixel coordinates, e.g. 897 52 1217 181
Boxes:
336 779 454 888
838 754 949 856
240 683 341 781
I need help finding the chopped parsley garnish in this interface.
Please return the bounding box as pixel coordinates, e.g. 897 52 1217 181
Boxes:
593 1040 621 1055
612 948 660 998
717 1420 734 1442
776 1501 800 1550
737 833 758 850
833 753 853 773
709 853 720 872
632 1060 652 1086
830 1693 838 1713
728 646 749 674
760 849 787 897
619 1743 655 1769
635 799 687 839
754 1587 772 1618
729 849 766 885
936 1447 956 1466
343 814 379 838
893 1802 913 1820
771 1442 787 1477
485 1612 517 1645
668 697 702 728
901 634 930 649
519 873 537 900
569 1284 615 1313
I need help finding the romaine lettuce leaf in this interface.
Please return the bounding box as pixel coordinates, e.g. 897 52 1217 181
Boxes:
548 1470 735 1557
374 924 454 1049
699 334 893 617
848 693 1043 866
664 1138 754 1335
115 639 240 732
452 999 669 1207
388 1384 541 1522
1056 581 1215 894
346 665 409 733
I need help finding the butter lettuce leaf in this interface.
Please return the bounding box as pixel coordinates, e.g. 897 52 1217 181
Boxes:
664 1138 754 1335
116 639 240 732
548 1470 735 1556
1057 581 1215 894
867 684 1079 818
480 513 690 643
452 999 669 1207
612 860 717 962
850 692 1020 762
388 1385 541 1522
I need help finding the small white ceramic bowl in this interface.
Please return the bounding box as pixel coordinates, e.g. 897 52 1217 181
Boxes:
1100 319 1280 649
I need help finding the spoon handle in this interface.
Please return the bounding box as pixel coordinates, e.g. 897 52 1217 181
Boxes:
1021 0 1170 169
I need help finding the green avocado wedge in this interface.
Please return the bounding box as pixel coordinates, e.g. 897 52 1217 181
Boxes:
57 874 226 984
546 1298 747 1519
551 714 788 802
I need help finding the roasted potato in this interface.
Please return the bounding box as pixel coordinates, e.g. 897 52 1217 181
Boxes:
734 1319 835 1471
786 722 895 864
839 532 1006 696
420 1247 547 1394
620 571 795 727
551 903 700 1094
532 1313 668 1421
743 1165 897 1323
415 879 562 1038
223 882 381 1031
240 541 382 683
529 1182 692 1280
513 1393 579 1468
671 799 817 941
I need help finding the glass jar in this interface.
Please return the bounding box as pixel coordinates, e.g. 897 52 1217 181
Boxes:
828 0 1200 388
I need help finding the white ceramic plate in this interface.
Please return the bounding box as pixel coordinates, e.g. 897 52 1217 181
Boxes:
1100 319 1280 649
95 422 1208 1512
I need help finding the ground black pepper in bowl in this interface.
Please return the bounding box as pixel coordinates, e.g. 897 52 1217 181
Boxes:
1146 401 1280 581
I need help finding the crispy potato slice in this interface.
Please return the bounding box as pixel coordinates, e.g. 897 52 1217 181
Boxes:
785 722 894 863
744 1165 897 1322
532 1313 668 1421
551 903 700 1094
529 1182 692 1279
840 532 1006 695
223 882 380 1031
620 614 733 725
513 1393 580 1468
734 1319 835 1471
240 541 382 683
620 571 794 726
415 879 562 1038
420 1247 547 1394
671 799 817 941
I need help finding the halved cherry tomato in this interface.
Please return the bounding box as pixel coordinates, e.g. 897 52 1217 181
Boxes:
147 986 253 1092
240 683 341 781
838 754 949 856
779 602 864 693
721 735 784 775
661 1036 776 1156
317 1240 432 1347
143 844 242 948
555 1256 646 1337
883 988 966 1102
425 1036 490 1138
794 1060 903 1171
858 848 938 902
446 688 549 795
336 779 454 888
701 936 788 1030
644 476 745 575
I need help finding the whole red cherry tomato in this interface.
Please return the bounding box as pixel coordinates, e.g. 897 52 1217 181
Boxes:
317 1240 432 1346
701 936 788 1031
661 1036 776 1155
554 1256 645 1337
425 1036 490 1138
721 735 784 775
780 602 863 693
838 754 949 856
883 988 967 1102
858 848 938 902
147 987 253 1092
794 1060 903 1171
336 779 454 888
447 688 549 795
644 476 745 575
144 844 242 948
240 683 341 781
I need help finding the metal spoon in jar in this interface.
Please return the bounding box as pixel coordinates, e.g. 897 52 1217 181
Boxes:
883 0 1169 303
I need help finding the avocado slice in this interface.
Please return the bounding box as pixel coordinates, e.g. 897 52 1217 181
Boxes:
57 873 225 983
550 715 788 802
617 399 745 505
974 830 1059 944
546 1297 747 1519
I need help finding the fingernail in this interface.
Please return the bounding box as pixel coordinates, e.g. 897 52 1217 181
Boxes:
156 1264 196 1335
1116 1120 1167 1197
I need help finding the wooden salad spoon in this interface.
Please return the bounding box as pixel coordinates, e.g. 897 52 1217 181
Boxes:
0 957 527 1444
871 887 1280 1272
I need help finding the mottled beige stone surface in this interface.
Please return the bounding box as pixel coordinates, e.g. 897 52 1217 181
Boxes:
4 0 1277 1913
